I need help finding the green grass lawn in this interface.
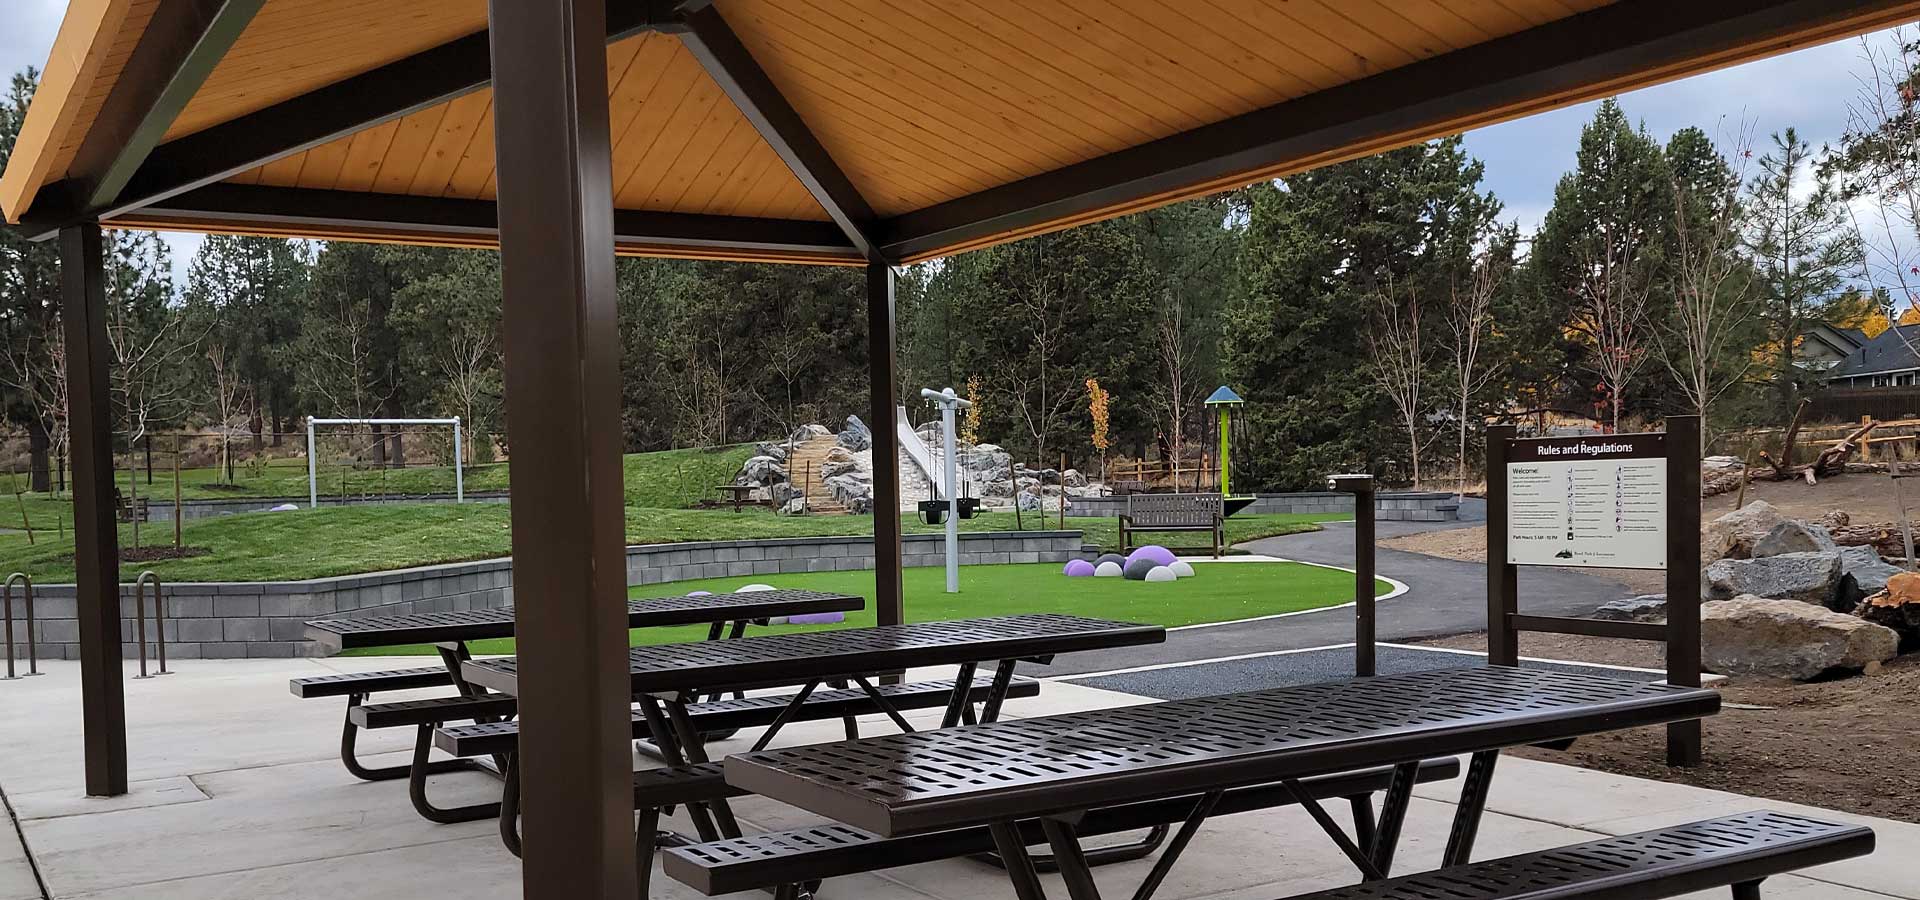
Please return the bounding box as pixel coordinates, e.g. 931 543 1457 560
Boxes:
344 560 1390 656
3 444 756 507
0 505 1339 583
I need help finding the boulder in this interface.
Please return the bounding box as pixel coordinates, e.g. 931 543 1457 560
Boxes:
1703 500 1789 562
753 441 788 462
961 443 1012 475
820 457 860 479
1016 489 1044 511
979 477 1015 498
1703 455 1745 471
1062 468 1088 488
1592 594 1667 623
1752 520 1838 557
1838 545 1902 607
778 497 807 516
1704 551 1841 606
790 424 832 443
837 415 873 451
1814 510 1851 529
1701 594 1898 679
770 481 803 507
1855 571 1920 649
740 455 786 485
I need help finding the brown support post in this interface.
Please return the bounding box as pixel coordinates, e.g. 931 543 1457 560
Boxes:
1665 415 1703 767
1354 479 1376 676
867 262 904 629
1485 425 1518 667
486 1 635 897
61 223 127 797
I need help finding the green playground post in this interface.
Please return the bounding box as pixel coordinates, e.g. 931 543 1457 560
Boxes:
1204 385 1245 497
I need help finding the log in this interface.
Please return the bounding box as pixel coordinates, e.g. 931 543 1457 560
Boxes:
1829 522 1906 554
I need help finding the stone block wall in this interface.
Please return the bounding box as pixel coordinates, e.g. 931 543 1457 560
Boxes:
1067 491 1459 521
4 531 1092 660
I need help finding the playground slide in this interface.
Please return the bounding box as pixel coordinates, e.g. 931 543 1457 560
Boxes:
895 406 952 498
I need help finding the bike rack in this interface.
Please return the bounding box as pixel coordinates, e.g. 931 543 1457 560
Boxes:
3 572 39 679
133 570 172 678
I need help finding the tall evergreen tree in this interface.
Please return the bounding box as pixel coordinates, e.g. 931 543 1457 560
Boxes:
0 68 62 489
182 235 311 451
1743 128 1865 415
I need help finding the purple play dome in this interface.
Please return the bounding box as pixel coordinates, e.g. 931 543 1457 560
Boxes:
1125 545 1177 569
1063 559 1096 577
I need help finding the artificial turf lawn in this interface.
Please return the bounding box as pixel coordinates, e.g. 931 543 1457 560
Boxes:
342 560 1390 656
0 507 1337 584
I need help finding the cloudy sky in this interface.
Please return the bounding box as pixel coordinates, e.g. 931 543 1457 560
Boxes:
0 1 1909 286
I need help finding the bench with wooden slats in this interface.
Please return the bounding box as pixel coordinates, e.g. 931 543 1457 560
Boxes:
1281 811 1871 900
664 760 1462 897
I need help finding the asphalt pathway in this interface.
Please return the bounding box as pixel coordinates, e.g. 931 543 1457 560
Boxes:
1036 504 1639 677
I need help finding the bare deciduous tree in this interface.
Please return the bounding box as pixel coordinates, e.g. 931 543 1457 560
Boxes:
1366 277 1430 487
1659 128 1756 448
1442 254 1503 495
437 326 498 465
1571 222 1656 433
205 340 251 481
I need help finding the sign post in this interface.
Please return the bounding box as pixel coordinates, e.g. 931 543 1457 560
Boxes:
1486 416 1702 766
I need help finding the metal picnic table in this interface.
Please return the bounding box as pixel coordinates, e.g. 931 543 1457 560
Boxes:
460 613 1167 850
722 665 1722 900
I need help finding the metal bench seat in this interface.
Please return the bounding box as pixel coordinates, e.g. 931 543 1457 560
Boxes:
664 759 1462 897
1281 811 1871 900
348 694 517 729
289 666 454 698
290 666 463 782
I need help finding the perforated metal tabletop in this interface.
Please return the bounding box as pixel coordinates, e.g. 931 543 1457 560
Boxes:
302 589 863 650
723 666 1720 837
460 613 1165 695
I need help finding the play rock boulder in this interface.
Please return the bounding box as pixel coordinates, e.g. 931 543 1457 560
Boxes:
1751 520 1839 557
1704 551 1841 607
1702 501 1789 562
1592 594 1667 623
1839 545 1902 602
1701 595 1898 679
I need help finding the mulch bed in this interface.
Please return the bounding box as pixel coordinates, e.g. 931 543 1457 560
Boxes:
1412 632 1920 824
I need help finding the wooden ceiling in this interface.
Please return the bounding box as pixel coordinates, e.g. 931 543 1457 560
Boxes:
5 0 1920 264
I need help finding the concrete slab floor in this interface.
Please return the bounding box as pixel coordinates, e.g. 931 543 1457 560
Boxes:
0 658 1910 900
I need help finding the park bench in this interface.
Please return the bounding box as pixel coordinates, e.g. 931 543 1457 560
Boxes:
663 759 1461 900
421 676 1043 845
1278 810 1871 900
1119 493 1224 558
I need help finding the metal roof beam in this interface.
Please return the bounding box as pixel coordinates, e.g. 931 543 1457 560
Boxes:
675 4 882 262
125 183 861 258
876 0 1920 261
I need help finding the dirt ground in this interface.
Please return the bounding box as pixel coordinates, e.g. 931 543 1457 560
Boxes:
1412 631 1920 824
1703 469 1909 522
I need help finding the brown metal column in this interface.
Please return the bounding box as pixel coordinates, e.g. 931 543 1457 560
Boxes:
867 262 904 627
1665 415 1703 767
486 1 634 897
61 223 127 797
1485 425 1518 666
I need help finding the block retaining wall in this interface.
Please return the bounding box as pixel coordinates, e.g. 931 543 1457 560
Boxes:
5 531 1092 660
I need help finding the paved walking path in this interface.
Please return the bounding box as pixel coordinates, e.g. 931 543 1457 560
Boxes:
1038 509 1639 677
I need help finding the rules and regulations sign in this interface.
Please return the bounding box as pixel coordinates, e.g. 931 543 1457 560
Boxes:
1505 433 1667 570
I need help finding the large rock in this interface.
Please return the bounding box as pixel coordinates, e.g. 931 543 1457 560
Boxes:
1703 501 1790 562
770 481 803 507
790 423 832 443
960 443 1012 478
753 441 789 463
1704 551 1841 606
1592 594 1667 623
1016 489 1045 511
1062 468 1089 488
1855 571 1920 649
740 455 785 485
1701 594 1898 679
820 457 861 479
778 496 807 516
1838 545 1902 606
837 415 872 452
1752 520 1839 557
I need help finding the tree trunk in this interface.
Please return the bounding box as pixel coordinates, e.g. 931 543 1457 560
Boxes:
390 432 405 468
26 420 50 492
371 423 388 467
270 412 284 448
249 387 265 452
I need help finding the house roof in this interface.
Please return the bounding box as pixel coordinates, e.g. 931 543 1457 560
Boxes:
1827 324 1920 378
3 1 1918 264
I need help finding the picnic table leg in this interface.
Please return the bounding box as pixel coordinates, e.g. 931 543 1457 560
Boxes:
990 822 1052 900
748 681 821 752
851 676 916 733
980 659 1021 722
1441 750 1500 867
1041 818 1105 900
659 696 744 837
1127 791 1222 900
499 754 523 857
635 696 724 844
1367 762 1421 878
406 724 502 823
940 661 978 727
